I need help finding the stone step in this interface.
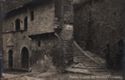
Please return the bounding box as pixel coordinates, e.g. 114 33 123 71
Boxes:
69 63 111 76
74 56 105 68
72 67 107 73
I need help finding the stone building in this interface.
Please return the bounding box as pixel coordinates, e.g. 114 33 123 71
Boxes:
2 0 74 71
2 0 57 70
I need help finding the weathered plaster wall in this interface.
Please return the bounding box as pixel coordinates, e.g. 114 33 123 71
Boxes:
2 2 56 70
28 3 55 35
30 36 58 63
3 32 31 69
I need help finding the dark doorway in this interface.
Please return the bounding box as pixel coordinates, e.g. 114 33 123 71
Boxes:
15 19 21 31
21 47 29 68
24 17 28 31
105 44 113 69
8 50 13 69
116 40 124 69
118 40 124 54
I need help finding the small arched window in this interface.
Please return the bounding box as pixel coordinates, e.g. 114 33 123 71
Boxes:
24 16 28 31
15 19 21 31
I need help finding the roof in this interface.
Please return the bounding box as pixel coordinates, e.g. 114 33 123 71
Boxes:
29 32 56 40
5 0 53 19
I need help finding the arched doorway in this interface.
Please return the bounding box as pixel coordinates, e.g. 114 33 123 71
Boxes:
8 50 13 69
21 47 29 68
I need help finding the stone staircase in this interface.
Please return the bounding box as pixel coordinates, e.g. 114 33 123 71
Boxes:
66 41 123 80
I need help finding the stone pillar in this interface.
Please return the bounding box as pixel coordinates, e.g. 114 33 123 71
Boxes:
58 0 74 67
54 0 74 72
60 24 74 66
52 24 74 72
55 0 73 28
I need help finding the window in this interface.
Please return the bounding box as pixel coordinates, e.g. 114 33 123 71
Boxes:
30 11 34 21
24 16 28 31
15 19 21 31
38 41 41 47
8 50 13 69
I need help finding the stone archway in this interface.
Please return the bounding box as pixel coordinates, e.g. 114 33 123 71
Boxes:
21 47 29 69
8 50 13 69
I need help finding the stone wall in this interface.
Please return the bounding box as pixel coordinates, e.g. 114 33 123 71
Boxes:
55 0 73 28
74 0 125 69
30 36 58 72
28 3 55 35
30 36 58 65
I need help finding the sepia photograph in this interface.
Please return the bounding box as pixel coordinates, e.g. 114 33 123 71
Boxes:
0 0 124 80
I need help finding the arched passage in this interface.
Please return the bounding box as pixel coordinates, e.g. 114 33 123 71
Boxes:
21 47 29 68
8 50 13 69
